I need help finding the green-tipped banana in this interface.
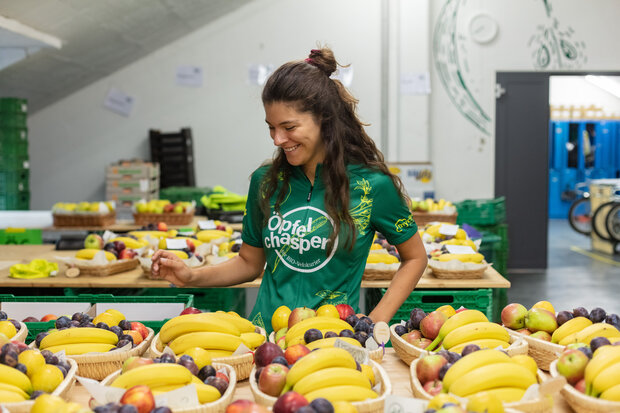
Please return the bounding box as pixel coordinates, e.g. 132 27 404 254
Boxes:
442 322 510 350
427 309 488 351
442 349 511 392
40 327 118 349
282 347 357 394
449 362 537 397
159 313 242 343
293 367 371 395
550 317 592 344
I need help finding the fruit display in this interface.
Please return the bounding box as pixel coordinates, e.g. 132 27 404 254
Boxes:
0 342 77 405
30 393 92 413
52 202 115 215
133 200 195 225
366 233 400 265
411 198 456 214
52 202 116 227
389 306 526 366
0 311 27 342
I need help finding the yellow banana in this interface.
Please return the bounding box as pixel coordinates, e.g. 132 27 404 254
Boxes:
128 231 168 239
151 383 185 393
283 348 357 393
75 249 116 261
159 313 241 344
43 343 116 355
449 338 511 354
168 332 244 355
0 389 28 402
167 250 189 259
435 253 484 263
286 335 306 348
551 317 593 344
40 327 118 349
306 337 362 350
590 361 620 397
466 387 526 403
600 383 620 401
304 385 378 402
560 323 620 346
210 311 257 333
241 332 266 349
293 367 371 395
0 364 32 394
449 362 537 397
196 230 230 242
109 237 148 249
195 381 223 403
286 317 353 346
442 349 511 392
0 382 29 399
111 364 192 389
366 253 399 264
442 322 510 350
585 345 620 395
427 309 489 351
206 350 234 359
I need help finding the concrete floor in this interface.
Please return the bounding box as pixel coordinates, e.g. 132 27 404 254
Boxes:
507 218 620 316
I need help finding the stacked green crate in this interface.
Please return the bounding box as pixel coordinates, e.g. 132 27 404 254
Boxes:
0 98 29 210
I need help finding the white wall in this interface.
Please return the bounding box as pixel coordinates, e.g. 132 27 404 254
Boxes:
550 76 620 116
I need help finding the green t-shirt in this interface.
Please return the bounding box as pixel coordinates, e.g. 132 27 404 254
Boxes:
242 164 418 333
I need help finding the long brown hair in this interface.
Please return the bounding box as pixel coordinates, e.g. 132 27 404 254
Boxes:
260 47 409 251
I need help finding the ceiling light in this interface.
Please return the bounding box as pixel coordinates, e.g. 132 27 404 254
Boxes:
585 75 620 100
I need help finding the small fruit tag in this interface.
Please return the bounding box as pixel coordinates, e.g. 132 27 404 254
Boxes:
521 383 541 401
438 224 458 236
155 383 199 408
166 239 187 250
233 343 252 356
365 336 379 351
384 394 428 413
198 220 217 230
373 321 390 345
445 245 476 254
334 338 369 364
76 375 125 404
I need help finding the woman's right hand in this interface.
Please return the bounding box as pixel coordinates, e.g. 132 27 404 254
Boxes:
151 249 193 287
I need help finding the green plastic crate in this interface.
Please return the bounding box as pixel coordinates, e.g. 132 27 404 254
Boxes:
0 113 27 128
160 186 213 205
0 168 29 192
0 98 28 113
0 190 29 210
0 228 42 245
456 197 506 226
0 139 28 156
0 127 27 142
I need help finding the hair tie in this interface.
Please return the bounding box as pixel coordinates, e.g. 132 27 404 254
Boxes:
305 58 314 64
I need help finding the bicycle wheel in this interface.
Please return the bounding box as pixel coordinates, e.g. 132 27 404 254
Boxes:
592 201 615 241
568 197 592 235
605 202 620 243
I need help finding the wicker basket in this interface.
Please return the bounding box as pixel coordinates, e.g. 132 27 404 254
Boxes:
390 324 528 366
363 264 399 281
100 362 236 413
410 358 554 412
133 212 194 226
150 328 266 381
3 358 78 413
13 323 28 342
549 359 620 413
75 258 140 276
249 359 391 413
412 212 457 226
506 329 564 371
53 212 116 227
427 261 489 280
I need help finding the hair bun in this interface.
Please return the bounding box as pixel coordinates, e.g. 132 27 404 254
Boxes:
305 48 337 77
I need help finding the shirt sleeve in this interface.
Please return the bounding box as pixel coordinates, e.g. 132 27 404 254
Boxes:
241 168 266 248
370 174 418 245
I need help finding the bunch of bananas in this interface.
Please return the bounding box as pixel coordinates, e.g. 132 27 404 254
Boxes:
411 198 454 213
109 236 150 249
281 347 379 402
553 319 620 346
421 224 467 243
128 230 175 239
196 229 233 243
53 201 114 213
440 349 539 400
584 345 620 400
38 327 119 355
366 252 399 264
284 317 354 348
431 253 484 263
0 363 33 402
157 311 264 358
75 249 117 261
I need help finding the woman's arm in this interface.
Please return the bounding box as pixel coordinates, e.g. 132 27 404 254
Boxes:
368 232 428 323
151 242 266 287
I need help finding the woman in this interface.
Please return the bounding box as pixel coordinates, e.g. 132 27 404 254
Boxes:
152 47 428 332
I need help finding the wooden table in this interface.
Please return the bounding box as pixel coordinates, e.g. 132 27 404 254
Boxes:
0 245 510 289
64 348 572 412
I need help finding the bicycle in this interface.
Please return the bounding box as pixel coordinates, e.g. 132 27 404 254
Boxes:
567 182 592 236
591 186 620 243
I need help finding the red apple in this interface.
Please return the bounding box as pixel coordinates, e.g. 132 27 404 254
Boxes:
254 342 285 368
409 338 432 349
455 307 468 313
40 314 58 322
123 330 143 346
11 340 28 353
186 239 196 253
120 385 155 413
284 344 311 365
288 307 316 329
525 308 558 334
419 311 449 340
402 330 422 344
516 328 532 336
163 204 175 213
258 363 289 397
574 378 586 393
416 354 449 384
501 303 528 330
530 331 552 341
556 349 589 384
22 316 39 322
180 307 202 315
157 222 168 231
226 400 271 413
128 322 148 340
119 249 137 259
273 391 309 413
122 356 154 373
423 379 443 396
335 304 356 321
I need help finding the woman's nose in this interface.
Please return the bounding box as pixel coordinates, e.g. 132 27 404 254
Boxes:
272 130 287 146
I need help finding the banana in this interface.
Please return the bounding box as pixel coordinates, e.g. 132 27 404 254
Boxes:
293 367 371 395
0 382 29 399
449 362 537 397
559 323 620 346
366 253 399 264
442 349 511 392
442 322 510 350
590 361 620 397
600 383 620 401
194 381 223 403
449 338 510 354
167 250 189 259
286 317 353 346
434 253 484 263
0 389 28 402
150 383 185 394
210 311 257 333
43 343 116 355
304 385 378 402
110 364 192 389
550 317 592 344
40 327 118 349
0 364 32 394
585 345 620 395
168 332 244 355
306 337 362 350
109 237 148 249
159 313 241 344
286 335 306 348
206 350 234 359
240 332 266 349
196 230 230 242
426 310 489 351
283 348 357 393
75 249 116 261
465 387 526 403
128 231 168 239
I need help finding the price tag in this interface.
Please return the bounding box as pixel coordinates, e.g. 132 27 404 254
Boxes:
198 220 217 230
373 321 390 345
384 394 428 413
439 224 458 236
445 245 477 254
334 338 369 364
155 383 199 408
166 239 187 250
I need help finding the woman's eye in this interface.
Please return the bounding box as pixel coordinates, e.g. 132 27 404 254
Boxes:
285 126 295 131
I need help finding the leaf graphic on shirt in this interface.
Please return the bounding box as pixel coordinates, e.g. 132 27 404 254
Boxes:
316 290 346 301
251 312 266 331
350 178 373 236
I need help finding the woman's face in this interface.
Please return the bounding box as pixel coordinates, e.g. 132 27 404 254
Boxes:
265 101 325 177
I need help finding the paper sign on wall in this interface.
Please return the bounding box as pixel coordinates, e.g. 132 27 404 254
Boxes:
103 88 135 117
176 66 203 87
248 64 274 86
400 72 431 95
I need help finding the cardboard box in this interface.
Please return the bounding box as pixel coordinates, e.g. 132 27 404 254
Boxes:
106 177 159 195
106 189 159 204
106 160 159 180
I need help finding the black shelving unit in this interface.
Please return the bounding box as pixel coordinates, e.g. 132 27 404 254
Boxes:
149 128 196 188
